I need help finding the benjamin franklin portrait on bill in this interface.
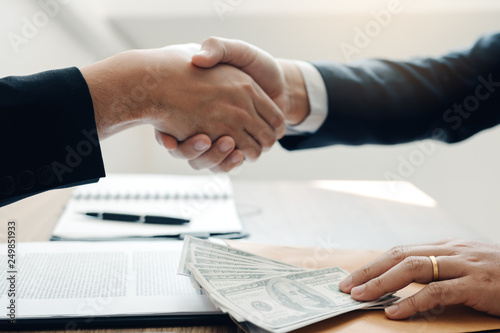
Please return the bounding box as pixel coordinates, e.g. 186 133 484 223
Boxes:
266 278 337 314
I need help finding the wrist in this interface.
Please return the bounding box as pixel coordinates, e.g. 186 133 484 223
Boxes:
80 51 150 140
277 59 310 126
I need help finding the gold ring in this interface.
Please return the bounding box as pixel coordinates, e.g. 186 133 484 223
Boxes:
429 256 439 281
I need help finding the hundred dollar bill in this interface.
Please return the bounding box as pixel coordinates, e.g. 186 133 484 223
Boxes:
186 249 296 275
178 236 300 275
185 256 266 268
191 245 301 268
192 243 299 268
187 270 290 289
189 248 277 267
188 265 303 275
189 245 305 272
194 266 372 333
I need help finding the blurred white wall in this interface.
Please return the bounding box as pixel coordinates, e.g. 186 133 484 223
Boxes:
1 0 500 241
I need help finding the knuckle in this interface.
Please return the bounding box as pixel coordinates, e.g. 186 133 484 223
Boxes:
401 257 425 273
204 36 222 49
236 110 252 123
388 245 408 263
473 272 493 284
360 265 373 280
406 294 421 312
205 36 218 44
239 79 255 93
426 282 445 299
372 277 386 290
465 255 481 263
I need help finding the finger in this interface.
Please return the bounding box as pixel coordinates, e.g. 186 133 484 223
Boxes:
243 107 279 150
155 130 178 150
169 134 212 160
192 36 261 70
232 128 262 162
188 136 236 170
192 37 283 99
351 256 463 301
250 81 286 139
339 244 457 293
210 150 245 173
384 278 468 320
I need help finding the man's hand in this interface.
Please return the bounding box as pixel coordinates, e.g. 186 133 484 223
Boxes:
338 239 500 319
80 43 285 161
156 133 245 172
158 37 310 172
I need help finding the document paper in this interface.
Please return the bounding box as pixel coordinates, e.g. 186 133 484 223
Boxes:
0 241 219 319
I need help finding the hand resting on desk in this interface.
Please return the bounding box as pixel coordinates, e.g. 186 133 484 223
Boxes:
338 239 500 319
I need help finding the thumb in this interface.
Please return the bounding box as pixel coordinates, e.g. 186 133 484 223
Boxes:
191 38 226 68
155 129 178 150
192 37 283 100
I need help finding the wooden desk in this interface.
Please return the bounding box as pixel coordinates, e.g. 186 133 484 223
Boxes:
234 180 481 248
0 180 481 332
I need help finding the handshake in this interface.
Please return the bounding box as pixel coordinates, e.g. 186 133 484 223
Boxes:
81 37 310 172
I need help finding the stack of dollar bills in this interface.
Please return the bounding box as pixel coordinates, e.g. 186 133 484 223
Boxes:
178 236 399 333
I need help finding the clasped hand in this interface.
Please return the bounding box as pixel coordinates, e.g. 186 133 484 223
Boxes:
81 41 291 166
155 38 309 172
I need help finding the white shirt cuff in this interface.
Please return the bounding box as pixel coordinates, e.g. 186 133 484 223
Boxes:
285 60 328 136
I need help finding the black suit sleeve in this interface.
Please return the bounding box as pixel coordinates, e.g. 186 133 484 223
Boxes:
280 33 500 150
0 67 105 207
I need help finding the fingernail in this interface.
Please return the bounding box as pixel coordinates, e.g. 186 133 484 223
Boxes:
339 276 352 290
194 140 209 151
219 141 233 153
231 154 243 164
385 304 399 316
196 49 210 57
351 284 366 296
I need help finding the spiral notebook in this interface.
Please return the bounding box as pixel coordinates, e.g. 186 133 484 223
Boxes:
51 174 245 241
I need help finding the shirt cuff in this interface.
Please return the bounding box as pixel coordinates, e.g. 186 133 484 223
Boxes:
285 60 328 136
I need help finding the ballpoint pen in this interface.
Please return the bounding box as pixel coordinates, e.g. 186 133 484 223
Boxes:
82 212 190 225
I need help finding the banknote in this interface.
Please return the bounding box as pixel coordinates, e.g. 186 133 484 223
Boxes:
178 237 398 332
187 270 291 289
188 248 286 269
191 244 303 268
186 263 303 274
178 236 300 275
194 267 368 332
189 246 304 273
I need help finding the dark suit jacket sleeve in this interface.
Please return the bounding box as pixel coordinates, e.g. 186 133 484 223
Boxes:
0 67 105 207
280 33 500 150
